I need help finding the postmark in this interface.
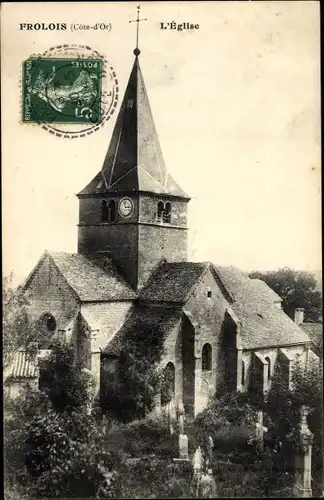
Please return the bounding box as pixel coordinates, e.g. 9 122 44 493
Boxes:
21 44 119 138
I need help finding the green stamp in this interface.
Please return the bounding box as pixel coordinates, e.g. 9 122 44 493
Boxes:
22 58 104 124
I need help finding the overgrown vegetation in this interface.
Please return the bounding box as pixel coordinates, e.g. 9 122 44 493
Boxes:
101 318 166 422
4 282 323 498
264 362 323 473
193 391 260 461
4 344 120 498
2 273 36 367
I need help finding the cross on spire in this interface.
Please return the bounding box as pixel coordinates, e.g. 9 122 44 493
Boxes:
129 5 147 56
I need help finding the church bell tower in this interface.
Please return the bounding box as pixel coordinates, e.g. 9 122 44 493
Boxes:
77 12 190 290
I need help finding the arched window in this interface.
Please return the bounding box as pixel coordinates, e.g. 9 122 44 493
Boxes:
202 343 212 371
241 360 246 386
107 200 116 222
265 356 271 380
157 201 164 222
163 202 171 223
40 313 56 333
101 200 108 222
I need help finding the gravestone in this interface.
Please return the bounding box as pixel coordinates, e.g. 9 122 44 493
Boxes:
173 399 189 462
193 446 203 473
255 410 268 453
167 397 176 436
292 406 313 498
192 446 203 498
206 435 214 466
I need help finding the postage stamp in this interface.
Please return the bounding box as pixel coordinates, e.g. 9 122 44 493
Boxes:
21 44 119 138
22 58 103 124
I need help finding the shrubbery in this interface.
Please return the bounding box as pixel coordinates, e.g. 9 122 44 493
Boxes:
264 361 323 472
101 320 166 422
4 343 120 498
38 342 93 413
194 391 259 459
120 457 194 499
104 413 178 458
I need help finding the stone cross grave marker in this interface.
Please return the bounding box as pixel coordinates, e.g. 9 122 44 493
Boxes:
255 410 268 453
292 406 314 498
173 399 189 462
193 446 203 474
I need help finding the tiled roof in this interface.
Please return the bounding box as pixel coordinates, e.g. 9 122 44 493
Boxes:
49 251 135 302
5 350 38 380
216 266 311 349
300 323 323 351
139 262 208 303
249 278 283 302
103 308 182 356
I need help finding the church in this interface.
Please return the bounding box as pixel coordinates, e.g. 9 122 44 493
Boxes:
6 45 318 416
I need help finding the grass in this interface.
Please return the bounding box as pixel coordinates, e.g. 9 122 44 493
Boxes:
5 412 323 499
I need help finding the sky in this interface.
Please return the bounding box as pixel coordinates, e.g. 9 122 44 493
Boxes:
1 1 321 286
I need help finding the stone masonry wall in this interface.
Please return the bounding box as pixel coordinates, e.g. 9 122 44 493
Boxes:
25 254 80 339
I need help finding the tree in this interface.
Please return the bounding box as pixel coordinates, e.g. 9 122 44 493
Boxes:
2 273 36 367
249 268 322 322
38 342 93 414
4 343 120 498
264 362 323 471
101 320 166 422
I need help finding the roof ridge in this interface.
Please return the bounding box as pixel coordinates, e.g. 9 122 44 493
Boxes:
210 264 235 303
183 262 211 303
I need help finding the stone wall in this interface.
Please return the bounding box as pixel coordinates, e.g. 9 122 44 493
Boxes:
25 253 80 341
242 344 309 394
138 224 188 289
78 194 188 290
80 302 133 351
160 267 240 416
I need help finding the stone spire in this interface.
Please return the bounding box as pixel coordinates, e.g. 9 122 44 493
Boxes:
78 52 188 199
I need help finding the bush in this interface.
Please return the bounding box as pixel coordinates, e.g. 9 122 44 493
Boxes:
212 425 253 453
194 392 258 457
5 394 121 498
101 319 167 422
119 457 194 499
4 390 52 485
29 414 120 498
105 413 178 458
4 343 122 498
4 482 31 500
38 342 93 414
265 362 323 471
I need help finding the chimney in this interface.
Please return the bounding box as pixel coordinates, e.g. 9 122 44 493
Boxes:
294 308 305 325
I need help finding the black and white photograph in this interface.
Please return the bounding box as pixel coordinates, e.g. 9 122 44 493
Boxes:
2 1 322 498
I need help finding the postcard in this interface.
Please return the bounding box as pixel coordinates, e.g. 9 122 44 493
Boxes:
2 2 322 499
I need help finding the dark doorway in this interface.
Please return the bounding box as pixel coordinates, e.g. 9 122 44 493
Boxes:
181 315 195 416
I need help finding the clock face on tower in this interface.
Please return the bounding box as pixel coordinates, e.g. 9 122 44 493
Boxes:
118 197 134 217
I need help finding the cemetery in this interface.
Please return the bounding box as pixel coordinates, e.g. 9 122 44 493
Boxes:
4 342 323 499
